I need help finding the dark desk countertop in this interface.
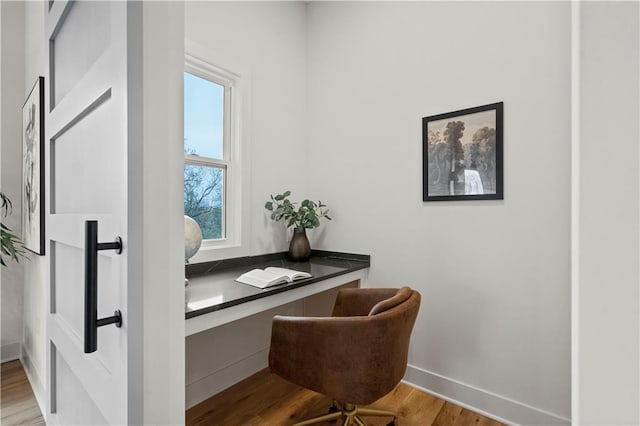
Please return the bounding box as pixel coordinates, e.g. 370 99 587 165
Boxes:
185 250 370 319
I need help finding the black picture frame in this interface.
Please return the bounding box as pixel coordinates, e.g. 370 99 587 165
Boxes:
22 76 45 255
422 102 503 202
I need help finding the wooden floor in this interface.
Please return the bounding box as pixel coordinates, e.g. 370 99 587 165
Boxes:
1 360 45 426
2 359 503 426
187 369 504 426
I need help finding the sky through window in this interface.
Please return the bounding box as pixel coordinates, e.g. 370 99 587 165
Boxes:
184 72 224 159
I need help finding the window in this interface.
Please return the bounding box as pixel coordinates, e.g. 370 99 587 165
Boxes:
183 48 249 260
184 59 233 242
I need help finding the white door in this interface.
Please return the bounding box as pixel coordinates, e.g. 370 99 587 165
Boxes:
45 1 137 424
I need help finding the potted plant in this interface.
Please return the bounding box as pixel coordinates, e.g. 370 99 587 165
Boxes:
265 191 331 261
1 192 26 267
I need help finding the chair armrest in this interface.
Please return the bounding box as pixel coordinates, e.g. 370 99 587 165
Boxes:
332 288 399 316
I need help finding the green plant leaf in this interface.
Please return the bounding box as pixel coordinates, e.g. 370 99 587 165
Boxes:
265 191 331 231
0 192 26 267
1 193 12 218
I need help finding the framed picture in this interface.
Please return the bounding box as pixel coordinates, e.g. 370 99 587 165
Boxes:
423 102 503 202
22 76 45 255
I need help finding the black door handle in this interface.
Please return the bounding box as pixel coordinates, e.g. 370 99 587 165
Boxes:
84 220 123 354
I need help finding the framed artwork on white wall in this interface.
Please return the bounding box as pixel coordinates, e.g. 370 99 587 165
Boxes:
22 76 45 255
423 102 504 202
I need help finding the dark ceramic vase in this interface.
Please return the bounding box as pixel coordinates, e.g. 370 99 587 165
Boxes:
289 229 311 261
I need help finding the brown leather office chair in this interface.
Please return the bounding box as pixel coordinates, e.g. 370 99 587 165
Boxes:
269 286 421 426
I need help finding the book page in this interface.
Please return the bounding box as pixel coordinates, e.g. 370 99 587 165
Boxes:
264 267 312 281
236 269 288 288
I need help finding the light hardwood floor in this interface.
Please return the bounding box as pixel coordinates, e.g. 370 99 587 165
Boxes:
186 368 505 426
1 360 45 426
2 359 504 425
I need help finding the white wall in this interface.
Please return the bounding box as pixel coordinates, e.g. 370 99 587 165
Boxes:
576 2 639 424
0 0 25 364
20 1 47 409
306 2 571 424
183 1 312 407
1 0 47 411
185 1 309 260
135 3 186 423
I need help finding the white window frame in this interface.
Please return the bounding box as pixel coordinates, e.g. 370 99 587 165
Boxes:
184 52 246 258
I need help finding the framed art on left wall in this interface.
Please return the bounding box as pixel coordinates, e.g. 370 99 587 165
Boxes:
22 76 45 255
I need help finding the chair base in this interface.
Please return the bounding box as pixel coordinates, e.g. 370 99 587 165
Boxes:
294 402 397 426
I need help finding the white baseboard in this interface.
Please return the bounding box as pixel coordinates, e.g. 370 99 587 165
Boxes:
403 364 571 426
21 348 46 418
186 347 269 409
1 341 22 363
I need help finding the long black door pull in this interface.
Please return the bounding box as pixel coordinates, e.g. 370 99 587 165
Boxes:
84 220 123 354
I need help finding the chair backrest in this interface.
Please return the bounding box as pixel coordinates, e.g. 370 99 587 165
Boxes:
368 286 412 316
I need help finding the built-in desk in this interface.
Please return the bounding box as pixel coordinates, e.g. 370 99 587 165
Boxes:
185 250 370 336
184 250 370 408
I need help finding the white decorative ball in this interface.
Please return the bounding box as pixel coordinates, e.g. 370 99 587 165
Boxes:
184 215 203 261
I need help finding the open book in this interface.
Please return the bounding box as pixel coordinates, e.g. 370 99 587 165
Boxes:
235 267 312 289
